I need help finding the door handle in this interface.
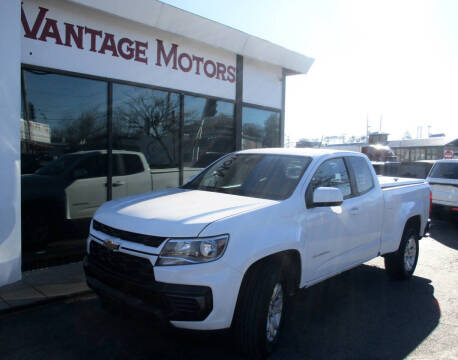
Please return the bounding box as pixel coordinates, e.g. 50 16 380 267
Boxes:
349 207 360 215
104 182 126 187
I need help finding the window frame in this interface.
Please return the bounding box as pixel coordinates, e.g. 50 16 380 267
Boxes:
305 156 356 208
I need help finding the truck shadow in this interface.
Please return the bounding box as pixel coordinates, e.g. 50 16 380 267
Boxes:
276 264 440 360
87 263 439 360
0 262 438 360
429 217 458 250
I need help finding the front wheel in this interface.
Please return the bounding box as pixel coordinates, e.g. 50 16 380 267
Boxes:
233 262 286 359
384 226 419 280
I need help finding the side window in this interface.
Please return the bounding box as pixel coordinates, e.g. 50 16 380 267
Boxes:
123 154 145 175
309 158 352 199
74 155 107 178
348 157 374 194
112 154 124 176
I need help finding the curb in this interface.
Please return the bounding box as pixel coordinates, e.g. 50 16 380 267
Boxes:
0 289 95 316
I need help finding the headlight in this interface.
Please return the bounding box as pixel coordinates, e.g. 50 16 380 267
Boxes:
156 234 229 266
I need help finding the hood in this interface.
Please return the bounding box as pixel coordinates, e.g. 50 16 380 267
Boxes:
94 188 277 237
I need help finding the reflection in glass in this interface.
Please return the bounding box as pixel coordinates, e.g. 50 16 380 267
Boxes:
112 84 180 191
183 96 234 181
21 70 108 266
242 107 280 150
183 154 311 200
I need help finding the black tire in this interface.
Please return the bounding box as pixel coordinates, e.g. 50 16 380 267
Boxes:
233 261 286 359
384 226 419 280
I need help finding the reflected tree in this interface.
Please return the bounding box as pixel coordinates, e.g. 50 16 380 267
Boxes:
113 93 180 165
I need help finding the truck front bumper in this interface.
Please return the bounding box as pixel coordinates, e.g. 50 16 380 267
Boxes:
83 256 213 322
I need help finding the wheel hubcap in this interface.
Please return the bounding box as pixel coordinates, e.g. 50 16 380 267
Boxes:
404 236 417 272
266 283 283 342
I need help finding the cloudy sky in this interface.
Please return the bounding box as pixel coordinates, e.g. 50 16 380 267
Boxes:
162 0 458 143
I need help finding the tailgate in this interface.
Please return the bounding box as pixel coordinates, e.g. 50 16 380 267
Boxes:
429 178 458 204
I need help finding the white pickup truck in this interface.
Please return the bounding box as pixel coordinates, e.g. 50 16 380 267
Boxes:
84 148 430 358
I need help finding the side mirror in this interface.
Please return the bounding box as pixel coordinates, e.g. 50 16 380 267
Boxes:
72 168 88 179
312 187 343 207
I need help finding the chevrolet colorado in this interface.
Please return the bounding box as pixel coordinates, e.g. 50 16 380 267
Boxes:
84 148 430 358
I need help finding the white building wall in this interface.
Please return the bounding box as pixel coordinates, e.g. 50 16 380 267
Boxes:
22 0 236 100
0 0 22 286
243 57 283 109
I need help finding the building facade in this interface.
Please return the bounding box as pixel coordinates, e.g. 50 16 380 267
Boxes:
0 0 313 287
388 137 458 162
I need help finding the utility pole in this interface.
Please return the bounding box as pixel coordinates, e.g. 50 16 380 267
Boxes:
366 114 370 143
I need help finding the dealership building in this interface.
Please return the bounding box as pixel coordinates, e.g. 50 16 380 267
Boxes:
0 0 313 287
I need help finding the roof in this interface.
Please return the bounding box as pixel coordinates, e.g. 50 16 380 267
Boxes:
67 0 314 74
238 147 361 158
435 159 458 163
388 137 457 148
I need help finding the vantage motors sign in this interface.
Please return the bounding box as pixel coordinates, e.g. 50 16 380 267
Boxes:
21 0 236 99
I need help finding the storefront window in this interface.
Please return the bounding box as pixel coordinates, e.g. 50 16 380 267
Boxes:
183 96 234 181
113 84 180 191
242 107 281 149
21 69 108 269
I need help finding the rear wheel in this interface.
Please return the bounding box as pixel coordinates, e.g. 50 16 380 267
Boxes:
233 261 286 359
384 226 419 280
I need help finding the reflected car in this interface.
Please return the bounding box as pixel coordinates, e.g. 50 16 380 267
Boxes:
21 150 153 249
426 159 458 219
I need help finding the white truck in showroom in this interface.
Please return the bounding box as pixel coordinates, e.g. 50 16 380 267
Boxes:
84 148 431 358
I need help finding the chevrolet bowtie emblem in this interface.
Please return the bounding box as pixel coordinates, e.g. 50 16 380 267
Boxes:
104 239 120 251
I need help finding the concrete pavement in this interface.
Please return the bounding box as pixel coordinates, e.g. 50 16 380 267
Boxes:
0 261 90 312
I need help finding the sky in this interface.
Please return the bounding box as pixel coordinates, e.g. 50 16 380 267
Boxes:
161 0 458 144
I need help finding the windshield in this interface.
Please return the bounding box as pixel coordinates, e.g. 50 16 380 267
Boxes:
35 154 83 176
182 154 311 200
429 162 458 180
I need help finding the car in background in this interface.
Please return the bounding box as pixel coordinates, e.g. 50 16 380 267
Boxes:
426 159 458 219
21 150 153 249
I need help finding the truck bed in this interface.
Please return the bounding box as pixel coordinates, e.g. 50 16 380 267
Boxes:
378 175 427 189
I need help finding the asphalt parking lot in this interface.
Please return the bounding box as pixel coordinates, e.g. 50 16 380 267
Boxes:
0 218 456 360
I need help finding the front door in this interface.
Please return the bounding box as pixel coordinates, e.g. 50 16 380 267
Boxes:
66 154 107 219
301 157 356 283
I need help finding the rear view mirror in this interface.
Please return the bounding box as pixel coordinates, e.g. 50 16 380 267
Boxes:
312 187 343 207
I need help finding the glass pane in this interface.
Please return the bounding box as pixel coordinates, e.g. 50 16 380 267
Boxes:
183 96 234 181
430 163 458 179
183 154 311 200
348 157 374 194
242 107 280 150
21 69 108 269
113 84 180 191
310 158 352 198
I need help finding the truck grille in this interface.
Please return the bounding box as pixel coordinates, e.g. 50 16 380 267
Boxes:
93 220 166 248
89 240 155 283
